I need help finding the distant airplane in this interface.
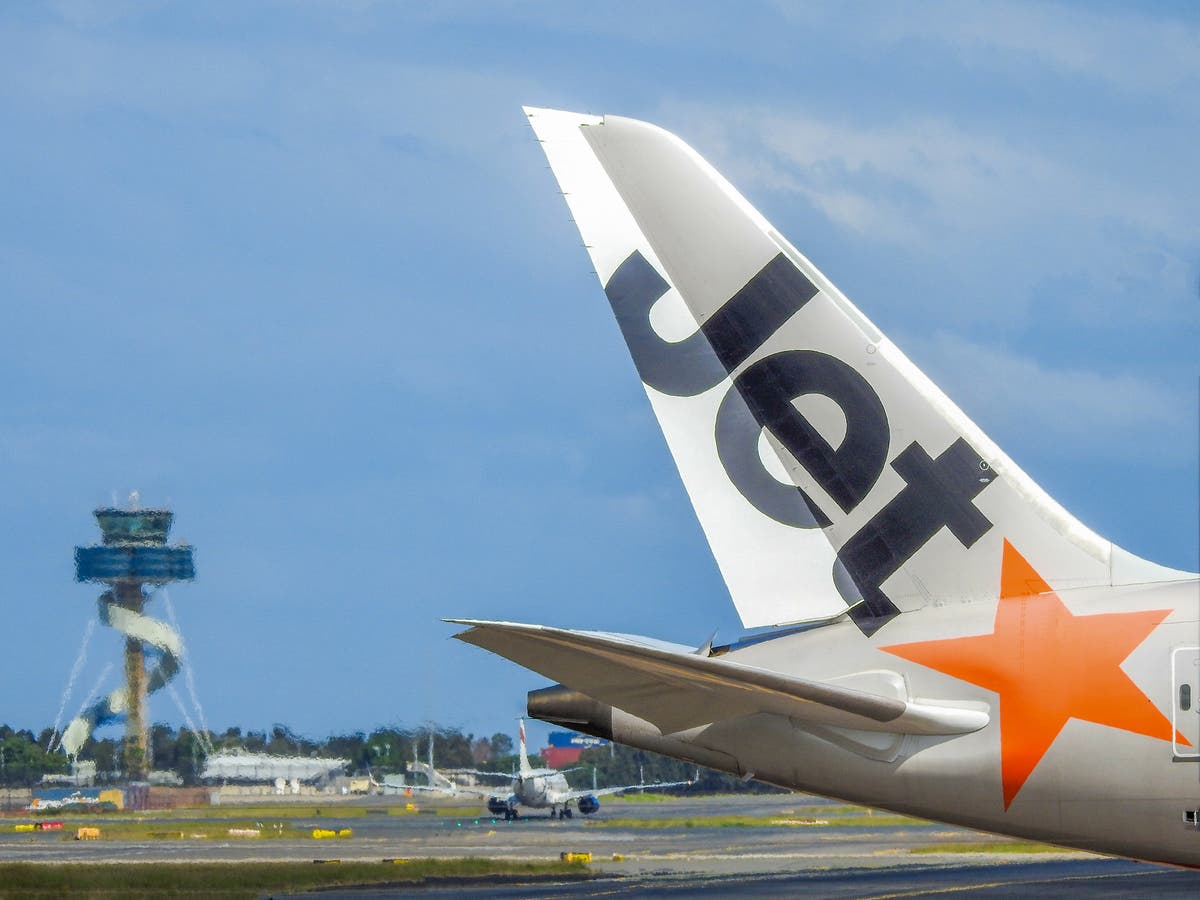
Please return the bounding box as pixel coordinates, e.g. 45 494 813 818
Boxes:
406 720 690 820
452 108 1200 865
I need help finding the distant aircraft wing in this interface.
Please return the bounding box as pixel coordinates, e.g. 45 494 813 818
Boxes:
443 768 514 781
449 620 988 736
402 782 495 798
558 777 695 804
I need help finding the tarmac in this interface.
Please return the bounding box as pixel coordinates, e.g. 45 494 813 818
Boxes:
3 793 1199 897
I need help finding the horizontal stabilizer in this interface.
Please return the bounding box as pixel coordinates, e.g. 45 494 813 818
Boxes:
449 619 987 736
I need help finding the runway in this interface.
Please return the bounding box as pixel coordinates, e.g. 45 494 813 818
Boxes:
4 794 1198 897
283 862 1200 899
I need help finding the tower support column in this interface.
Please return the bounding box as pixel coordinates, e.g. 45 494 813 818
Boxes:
118 582 149 780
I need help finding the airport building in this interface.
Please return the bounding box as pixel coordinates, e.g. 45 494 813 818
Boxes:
200 750 348 784
541 731 609 768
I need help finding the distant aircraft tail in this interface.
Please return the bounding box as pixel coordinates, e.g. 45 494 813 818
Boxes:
517 717 533 778
526 107 1193 636
409 732 453 791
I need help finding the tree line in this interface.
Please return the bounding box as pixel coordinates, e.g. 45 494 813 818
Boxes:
0 722 779 794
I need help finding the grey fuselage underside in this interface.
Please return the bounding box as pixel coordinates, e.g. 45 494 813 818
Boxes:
530 579 1200 866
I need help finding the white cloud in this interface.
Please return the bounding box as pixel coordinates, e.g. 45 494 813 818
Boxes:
905 331 1196 466
656 96 1198 340
882 1 1200 99
671 102 1189 251
772 1 1200 102
46 0 144 30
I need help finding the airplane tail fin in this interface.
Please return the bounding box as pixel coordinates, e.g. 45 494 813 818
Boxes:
517 717 533 778
526 107 1193 636
409 731 451 790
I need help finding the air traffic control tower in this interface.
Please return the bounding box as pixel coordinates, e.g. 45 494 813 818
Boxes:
69 505 194 780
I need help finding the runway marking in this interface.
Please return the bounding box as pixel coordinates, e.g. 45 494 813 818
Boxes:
605 851 1076 864
576 876 748 896
857 865 1174 899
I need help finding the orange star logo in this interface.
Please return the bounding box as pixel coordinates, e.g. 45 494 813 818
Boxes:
881 540 1184 809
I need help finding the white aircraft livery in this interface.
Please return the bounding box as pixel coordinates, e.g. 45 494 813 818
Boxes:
451 107 1200 866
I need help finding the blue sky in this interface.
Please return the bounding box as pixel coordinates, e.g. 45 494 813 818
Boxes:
1 1 1196 750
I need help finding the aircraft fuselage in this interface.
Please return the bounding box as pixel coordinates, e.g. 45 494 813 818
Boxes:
514 771 569 808
533 578 1200 865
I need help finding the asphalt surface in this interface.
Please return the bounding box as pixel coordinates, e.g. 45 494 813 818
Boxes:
280 862 1200 899
4 793 1199 897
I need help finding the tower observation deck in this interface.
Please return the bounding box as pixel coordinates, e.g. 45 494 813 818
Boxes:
63 505 194 780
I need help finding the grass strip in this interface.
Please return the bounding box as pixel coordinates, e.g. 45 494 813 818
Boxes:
133 804 448 819
0 858 588 898
51 822 306 841
910 841 1074 855
827 815 921 827
586 813 918 829
15 804 457 825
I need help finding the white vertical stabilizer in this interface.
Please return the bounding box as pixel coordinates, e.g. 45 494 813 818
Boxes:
527 107 843 628
517 717 533 778
525 107 1195 636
